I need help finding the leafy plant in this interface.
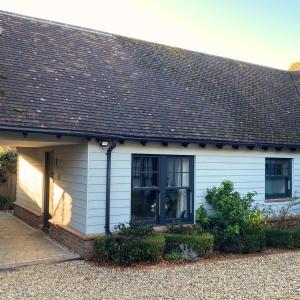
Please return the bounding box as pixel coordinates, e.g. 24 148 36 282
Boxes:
266 228 300 249
270 197 300 229
164 233 214 259
0 195 13 210
164 252 182 262
0 149 17 183
114 222 153 238
196 181 267 253
94 223 165 266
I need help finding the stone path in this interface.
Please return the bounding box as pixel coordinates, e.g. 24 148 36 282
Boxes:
0 211 79 270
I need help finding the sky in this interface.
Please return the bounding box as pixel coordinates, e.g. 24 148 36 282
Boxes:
0 0 299 70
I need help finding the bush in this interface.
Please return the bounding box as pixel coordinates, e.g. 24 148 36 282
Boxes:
115 222 153 238
196 181 267 253
164 233 214 259
0 195 13 210
0 149 17 183
164 252 182 262
94 223 165 266
167 224 203 235
141 234 165 263
266 229 300 249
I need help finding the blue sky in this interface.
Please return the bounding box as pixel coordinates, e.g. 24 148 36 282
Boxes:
1 0 299 69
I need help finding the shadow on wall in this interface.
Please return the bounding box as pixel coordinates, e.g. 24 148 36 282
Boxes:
17 155 72 226
51 185 72 226
17 155 44 212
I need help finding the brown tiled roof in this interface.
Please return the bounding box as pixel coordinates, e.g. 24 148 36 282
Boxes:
1 11 300 146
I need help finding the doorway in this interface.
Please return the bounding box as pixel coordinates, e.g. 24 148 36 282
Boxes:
43 151 55 230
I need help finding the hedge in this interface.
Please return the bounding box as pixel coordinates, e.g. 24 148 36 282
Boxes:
141 234 165 263
94 233 165 266
266 229 300 249
164 233 214 259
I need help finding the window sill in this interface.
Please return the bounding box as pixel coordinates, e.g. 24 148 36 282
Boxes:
265 197 293 203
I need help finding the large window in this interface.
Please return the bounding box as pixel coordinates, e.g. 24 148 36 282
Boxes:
265 158 292 199
131 155 194 224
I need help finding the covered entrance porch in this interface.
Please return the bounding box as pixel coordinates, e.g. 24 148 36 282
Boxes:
0 130 87 266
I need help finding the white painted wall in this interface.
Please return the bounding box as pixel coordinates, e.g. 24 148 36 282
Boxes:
86 140 300 234
52 143 88 234
16 148 45 213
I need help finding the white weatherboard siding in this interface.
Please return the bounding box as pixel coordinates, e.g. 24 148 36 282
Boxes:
52 143 88 234
86 141 300 235
16 143 88 234
86 141 108 234
16 148 45 213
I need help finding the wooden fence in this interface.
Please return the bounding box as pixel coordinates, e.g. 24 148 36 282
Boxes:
0 171 16 201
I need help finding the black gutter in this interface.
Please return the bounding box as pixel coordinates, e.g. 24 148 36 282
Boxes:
105 140 117 235
0 125 300 149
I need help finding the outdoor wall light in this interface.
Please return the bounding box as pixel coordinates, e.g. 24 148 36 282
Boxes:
98 140 109 149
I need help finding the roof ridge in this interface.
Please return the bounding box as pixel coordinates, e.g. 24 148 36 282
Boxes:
0 10 288 73
0 10 113 38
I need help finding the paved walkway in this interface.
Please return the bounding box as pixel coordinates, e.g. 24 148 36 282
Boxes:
0 211 79 270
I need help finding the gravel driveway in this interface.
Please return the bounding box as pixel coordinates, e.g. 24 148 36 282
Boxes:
0 251 299 300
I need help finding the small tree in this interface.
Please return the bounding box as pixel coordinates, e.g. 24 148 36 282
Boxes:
196 181 267 253
0 149 17 183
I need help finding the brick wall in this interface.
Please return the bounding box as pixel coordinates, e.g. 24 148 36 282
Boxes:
268 215 300 229
49 224 97 258
13 203 43 228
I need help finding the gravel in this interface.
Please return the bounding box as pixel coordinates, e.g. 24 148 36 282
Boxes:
0 251 299 300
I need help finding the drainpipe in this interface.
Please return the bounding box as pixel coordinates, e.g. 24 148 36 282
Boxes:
105 140 117 235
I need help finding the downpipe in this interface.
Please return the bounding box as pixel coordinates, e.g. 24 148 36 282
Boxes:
104 140 117 235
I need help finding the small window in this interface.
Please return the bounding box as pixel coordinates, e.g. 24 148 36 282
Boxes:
131 155 194 224
265 158 292 199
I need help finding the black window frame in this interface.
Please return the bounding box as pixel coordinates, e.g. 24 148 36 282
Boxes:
131 154 194 225
265 158 292 199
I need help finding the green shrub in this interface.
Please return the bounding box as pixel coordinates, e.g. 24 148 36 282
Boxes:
114 223 153 238
167 224 203 235
94 236 110 262
164 233 214 259
266 229 300 249
196 181 267 253
94 224 165 266
0 195 13 210
0 149 17 183
95 235 143 266
164 252 182 262
141 234 165 263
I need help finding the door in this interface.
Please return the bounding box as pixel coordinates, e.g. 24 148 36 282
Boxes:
43 151 55 230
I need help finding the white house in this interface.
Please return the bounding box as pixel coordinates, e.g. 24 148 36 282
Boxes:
1 11 300 257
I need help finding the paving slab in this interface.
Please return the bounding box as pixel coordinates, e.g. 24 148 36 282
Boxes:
0 211 80 270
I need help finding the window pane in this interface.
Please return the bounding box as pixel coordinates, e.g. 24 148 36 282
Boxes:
266 178 287 195
142 157 158 173
182 158 189 172
182 173 189 186
265 158 291 198
167 172 181 187
132 156 159 188
165 189 188 219
132 173 158 188
266 159 290 176
132 189 157 221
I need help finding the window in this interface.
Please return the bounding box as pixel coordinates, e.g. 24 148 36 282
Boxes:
131 155 194 224
265 158 292 199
